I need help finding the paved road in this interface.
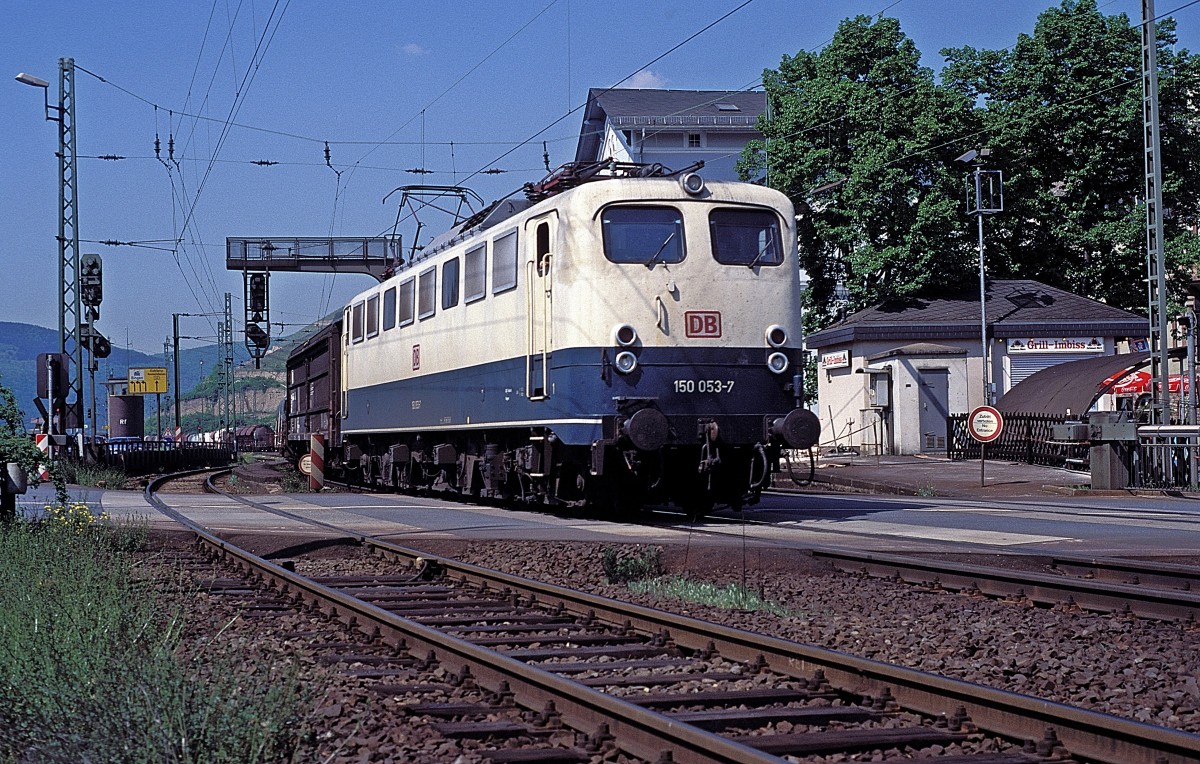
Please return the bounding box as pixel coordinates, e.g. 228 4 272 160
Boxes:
19 481 1200 557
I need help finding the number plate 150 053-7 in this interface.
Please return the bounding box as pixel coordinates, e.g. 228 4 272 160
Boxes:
673 379 735 394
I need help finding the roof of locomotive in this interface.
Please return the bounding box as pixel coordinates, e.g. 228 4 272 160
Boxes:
418 168 792 262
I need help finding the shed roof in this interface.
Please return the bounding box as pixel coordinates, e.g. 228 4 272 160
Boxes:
808 279 1147 349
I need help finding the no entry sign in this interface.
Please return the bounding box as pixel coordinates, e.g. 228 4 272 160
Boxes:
968 406 1004 443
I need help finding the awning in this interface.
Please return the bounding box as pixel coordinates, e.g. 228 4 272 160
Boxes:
995 352 1151 416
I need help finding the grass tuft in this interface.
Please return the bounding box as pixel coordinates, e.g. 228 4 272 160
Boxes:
628 575 791 616
56 461 130 489
601 546 664 584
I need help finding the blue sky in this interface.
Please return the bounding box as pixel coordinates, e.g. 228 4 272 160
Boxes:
2 0 1196 354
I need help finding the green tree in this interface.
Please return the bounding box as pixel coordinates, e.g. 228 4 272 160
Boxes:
741 15 979 332
941 0 1200 312
0 382 66 520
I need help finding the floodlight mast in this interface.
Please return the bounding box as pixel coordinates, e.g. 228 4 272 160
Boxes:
16 59 84 435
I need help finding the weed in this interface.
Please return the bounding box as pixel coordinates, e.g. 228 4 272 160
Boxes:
0 518 305 762
629 575 791 616
601 546 664 584
56 461 129 489
280 470 312 493
916 482 938 497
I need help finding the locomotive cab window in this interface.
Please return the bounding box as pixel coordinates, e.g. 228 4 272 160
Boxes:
442 257 460 310
398 278 415 327
601 206 685 265
382 286 397 331
709 208 783 267
418 266 436 320
351 301 365 343
365 294 380 338
464 244 486 303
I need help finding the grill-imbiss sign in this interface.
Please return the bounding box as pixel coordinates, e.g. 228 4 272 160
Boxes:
821 350 850 370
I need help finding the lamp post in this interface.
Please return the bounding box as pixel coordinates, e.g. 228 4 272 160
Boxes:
957 149 1003 406
16 60 84 436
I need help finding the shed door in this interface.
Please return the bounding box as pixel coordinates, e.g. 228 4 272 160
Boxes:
918 369 950 452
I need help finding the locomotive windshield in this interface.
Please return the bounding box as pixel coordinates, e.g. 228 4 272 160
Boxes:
601 206 685 265
709 208 783 267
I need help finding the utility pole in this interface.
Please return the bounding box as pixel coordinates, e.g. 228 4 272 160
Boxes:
16 59 84 431
221 293 235 444
958 149 1003 406
1142 0 1170 425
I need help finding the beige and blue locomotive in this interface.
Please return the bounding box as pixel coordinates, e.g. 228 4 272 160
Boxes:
334 164 818 513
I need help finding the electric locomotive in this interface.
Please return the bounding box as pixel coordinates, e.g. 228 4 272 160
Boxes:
288 162 819 513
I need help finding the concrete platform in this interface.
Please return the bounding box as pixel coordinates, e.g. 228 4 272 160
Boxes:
793 453 1090 499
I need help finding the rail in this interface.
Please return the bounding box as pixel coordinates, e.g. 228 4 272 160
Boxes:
149 477 1200 764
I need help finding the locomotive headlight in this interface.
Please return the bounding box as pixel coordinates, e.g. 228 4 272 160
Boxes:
612 323 638 347
765 325 788 348
614 351 638 374
680 172 706 196
767 351 790 375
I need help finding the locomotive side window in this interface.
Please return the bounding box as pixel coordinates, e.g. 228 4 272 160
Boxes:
442 257 460 310
398 278 415 327
709 208 783 267
601 206 685 264
535 221 551 276
492 229 518 294
382 286 397 331
418 266 437 320
464 243 486 303
351 301 365 343
365 294 380 338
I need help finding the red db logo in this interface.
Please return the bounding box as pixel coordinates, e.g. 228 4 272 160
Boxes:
685 311 722 338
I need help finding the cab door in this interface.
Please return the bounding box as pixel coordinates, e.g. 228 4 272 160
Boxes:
524 213 556 400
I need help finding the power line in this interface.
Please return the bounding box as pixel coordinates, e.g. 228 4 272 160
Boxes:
459 0 760 187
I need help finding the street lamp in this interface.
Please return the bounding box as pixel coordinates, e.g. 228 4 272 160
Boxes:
16 60 84 437
958 149 1003 405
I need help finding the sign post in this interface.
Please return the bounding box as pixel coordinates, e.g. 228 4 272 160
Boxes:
968 405 1004 487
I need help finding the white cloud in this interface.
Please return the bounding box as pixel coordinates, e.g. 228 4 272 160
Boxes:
622 69 667 89
402 43 428 56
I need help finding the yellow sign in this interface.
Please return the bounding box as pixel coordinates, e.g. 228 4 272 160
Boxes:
128 367 168 395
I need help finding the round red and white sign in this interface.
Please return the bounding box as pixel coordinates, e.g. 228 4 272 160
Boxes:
968 405 1004 443
298 454 313 475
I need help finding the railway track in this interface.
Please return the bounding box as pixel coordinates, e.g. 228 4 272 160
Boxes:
809 547 1200 622
145 471 1200 762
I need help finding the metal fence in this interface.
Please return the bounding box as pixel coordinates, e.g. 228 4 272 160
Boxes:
948 412 1090 469
83 442 235 475
1131 426 1200 489
948 412 1200 490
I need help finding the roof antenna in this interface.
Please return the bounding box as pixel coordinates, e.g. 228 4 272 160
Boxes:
543 141 551 172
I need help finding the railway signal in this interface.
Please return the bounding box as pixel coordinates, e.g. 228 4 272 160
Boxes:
81 253 102 321
243 270 270 367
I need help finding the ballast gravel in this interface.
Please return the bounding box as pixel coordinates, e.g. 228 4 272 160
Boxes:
152 530 1200 764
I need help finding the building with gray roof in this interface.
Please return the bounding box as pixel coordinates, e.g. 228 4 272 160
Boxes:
574 88 765 180
807 279 1148 454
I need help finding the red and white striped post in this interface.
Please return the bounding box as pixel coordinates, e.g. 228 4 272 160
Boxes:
34 433 51 483
309 433 325 491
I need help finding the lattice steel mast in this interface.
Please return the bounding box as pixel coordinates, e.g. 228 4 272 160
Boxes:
1142 0 1170 424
